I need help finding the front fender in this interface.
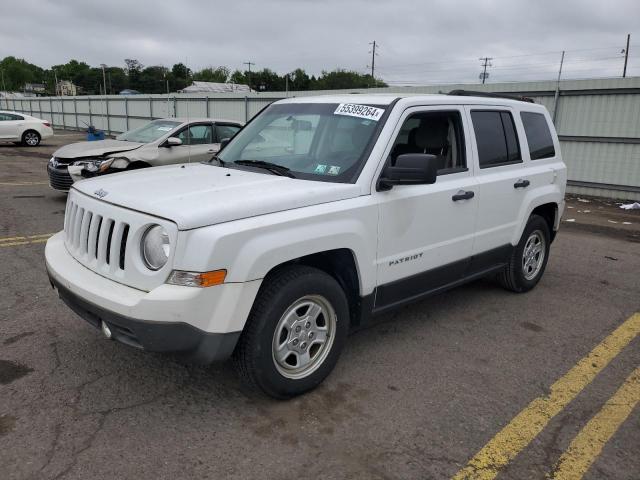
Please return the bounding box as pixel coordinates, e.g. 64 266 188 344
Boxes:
173 197 378 296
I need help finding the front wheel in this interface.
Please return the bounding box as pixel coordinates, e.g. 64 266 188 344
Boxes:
22 130 41 146
233 265 350 399
498 214 551 293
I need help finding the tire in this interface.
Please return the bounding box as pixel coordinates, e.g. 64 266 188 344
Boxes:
233 265 350 399
21 130 41 147
498 214 551 293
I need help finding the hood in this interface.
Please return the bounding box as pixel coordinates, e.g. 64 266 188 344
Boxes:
54 139 144 159
73 164 362 230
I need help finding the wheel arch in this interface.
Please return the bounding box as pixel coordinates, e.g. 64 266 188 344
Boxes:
126 160 152 170
263 249 364 329
512 187 561 245
531 202 558 243
21 129 41 144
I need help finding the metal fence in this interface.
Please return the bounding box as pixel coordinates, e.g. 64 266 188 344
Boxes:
3 76 640 200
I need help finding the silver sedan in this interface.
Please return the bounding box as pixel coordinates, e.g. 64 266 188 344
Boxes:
47 118 242 191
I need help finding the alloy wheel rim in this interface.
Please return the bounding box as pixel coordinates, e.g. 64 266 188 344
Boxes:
25 133 39 145
272 295 336 379
522 230 546 281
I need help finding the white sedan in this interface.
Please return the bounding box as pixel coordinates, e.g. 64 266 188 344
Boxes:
0 110 54 146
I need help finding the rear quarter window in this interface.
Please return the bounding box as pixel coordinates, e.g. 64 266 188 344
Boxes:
471 110 521 168
520 112 555 160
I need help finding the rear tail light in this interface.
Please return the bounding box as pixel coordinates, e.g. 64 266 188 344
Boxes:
43 122 51 127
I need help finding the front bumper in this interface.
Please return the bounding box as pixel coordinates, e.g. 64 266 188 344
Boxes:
45 232 260 363
47 163 74 191
50 276 240 363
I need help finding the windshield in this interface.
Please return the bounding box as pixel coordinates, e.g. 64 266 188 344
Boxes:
116 119 182 143
217 103 386 182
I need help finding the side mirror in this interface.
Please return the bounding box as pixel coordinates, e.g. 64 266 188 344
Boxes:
219 138 231 150
165 137 183 147
378 154 439 190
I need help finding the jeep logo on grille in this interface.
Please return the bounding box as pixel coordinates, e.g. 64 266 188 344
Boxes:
94 188 108 198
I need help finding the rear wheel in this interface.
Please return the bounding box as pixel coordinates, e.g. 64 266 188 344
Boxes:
22 130 41 146
498 214 550 293
233 265 349 399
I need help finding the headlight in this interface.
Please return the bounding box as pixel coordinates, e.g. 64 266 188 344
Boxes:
141 225 170 270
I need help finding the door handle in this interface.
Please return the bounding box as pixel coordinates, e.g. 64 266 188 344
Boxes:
207 149 216 153
452 190 475 201
514 179 530 189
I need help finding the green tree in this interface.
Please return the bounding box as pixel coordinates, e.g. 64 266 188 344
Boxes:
229 70 246 85
312 69 387 90
138 66 170 94
0 56 45 91
288 68 311 91
124 59 144 90
193 66 229 83
169 63 191 91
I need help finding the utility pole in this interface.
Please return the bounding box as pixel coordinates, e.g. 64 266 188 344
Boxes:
243 61 255 90
623 33 631 78
552 50 565 123
479 57 492 84
369 40 377 79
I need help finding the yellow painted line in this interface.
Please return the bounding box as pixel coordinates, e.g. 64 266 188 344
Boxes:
0 238 50 247
550 366 640 480
452 313 640 480
27 233 55 239
0 233 54 242
0 181 49 186
0 233 54 247
0 236 27 242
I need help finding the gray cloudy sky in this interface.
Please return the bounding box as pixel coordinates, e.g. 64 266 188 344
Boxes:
2 0 638 85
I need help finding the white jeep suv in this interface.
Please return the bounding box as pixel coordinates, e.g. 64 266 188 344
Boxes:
45 92 566 398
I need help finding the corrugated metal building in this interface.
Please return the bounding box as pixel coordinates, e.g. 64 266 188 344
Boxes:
3 77 639 200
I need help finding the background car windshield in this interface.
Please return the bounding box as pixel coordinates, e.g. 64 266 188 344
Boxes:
217 103 385 182
116 120 181 143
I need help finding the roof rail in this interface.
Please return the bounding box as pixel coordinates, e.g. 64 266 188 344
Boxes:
448 89 535 103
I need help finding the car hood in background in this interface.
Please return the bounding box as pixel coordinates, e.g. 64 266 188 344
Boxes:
54 139 144 159
72 164 362 230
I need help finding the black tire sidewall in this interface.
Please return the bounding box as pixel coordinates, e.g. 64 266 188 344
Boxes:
249 269 350 398
513 215 551 291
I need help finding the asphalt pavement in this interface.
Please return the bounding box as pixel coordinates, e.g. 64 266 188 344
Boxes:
1 132 638 480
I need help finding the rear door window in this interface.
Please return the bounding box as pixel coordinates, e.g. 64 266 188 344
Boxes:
471 110 522 168
520 112 555 159
215 124 241 142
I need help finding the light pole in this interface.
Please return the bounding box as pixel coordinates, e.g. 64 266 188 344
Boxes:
53 68 58 96
100 64 107 96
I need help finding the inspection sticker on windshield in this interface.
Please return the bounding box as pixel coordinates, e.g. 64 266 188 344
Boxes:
334 103 384 121
156 126 174 132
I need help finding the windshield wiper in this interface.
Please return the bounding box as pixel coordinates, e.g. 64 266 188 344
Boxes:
234 160 295 178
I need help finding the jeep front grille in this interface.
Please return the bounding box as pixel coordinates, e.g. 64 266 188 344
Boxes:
65 199 130 272
62 189 177 292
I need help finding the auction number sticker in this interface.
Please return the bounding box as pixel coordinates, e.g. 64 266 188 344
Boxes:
334 103 384 121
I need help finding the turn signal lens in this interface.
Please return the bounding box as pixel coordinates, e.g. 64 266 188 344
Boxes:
167 269 227 288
